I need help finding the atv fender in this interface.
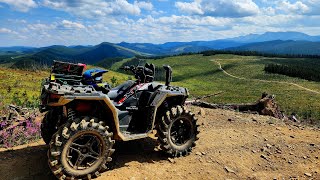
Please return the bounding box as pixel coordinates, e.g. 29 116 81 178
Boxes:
51 94 129 140
148 87 189 131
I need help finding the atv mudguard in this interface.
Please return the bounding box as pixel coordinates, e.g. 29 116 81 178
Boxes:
148 85 189 130
41 82 125 139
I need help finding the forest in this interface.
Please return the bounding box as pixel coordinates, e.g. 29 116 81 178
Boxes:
264 63 320 82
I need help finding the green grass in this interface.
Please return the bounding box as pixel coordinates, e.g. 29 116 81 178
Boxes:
0 68 48 111
210 55 320 119
111 54 320 120
110 58 132 70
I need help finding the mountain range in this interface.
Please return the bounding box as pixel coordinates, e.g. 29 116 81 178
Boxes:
1 31 320 68
227 31 320 42
228 40 320 55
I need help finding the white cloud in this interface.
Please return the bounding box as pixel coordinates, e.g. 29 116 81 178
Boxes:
3 0 320 46
156 15 233 28
27 23 56 31
134 1 153 11
0 27 18 35
42 0 64 9
42 0 153 17
151 10 164 16
0 0 37 12
111 0 141 15
8 19 27 23
61 20 85 29
242 14 303 27
277 1 309 14
0 28 13 33
176 0 260 18
300 0 320 15
261 7 276 15
175 1 203 15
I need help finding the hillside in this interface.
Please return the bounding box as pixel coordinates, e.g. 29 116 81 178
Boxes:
0 46 36 52
117 40 244 55
111 54 320 121
7 43 140 69
229 40 320 55
73 43 135 64
0 67 48 109
0 107 319 179
1 53 320 121
117 42 167 55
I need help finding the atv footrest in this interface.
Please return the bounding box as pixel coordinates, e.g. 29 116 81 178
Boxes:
121 131 148 140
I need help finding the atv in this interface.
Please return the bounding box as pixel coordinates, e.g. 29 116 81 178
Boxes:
40 60 199 179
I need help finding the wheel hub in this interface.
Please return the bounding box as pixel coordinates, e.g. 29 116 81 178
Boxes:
80 147 89 154
170 118 192 146
66 134 103 170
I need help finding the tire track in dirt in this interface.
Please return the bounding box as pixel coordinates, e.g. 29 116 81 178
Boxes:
211 59 320 95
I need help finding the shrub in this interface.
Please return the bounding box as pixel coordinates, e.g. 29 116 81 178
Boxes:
0 115 41 148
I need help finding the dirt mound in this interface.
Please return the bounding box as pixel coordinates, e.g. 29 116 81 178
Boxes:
0 106 319 180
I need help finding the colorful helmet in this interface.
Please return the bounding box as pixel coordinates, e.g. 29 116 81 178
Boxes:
83 69 108 87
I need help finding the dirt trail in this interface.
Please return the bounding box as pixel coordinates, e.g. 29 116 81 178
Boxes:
0 107 319 180
211 59 320 95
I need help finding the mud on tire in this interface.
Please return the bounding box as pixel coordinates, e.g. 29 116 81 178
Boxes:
157 106 199 157
48 116 115 180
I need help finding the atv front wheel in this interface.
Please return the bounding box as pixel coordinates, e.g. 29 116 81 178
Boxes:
157 106 199 157
48 117 115 179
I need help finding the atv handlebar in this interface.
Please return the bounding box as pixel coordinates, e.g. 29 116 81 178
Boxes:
120 66 130 71
121 64 171 85
120 64 154 82
120 65 136 74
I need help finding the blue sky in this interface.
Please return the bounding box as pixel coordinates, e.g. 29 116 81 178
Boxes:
0 0 320 47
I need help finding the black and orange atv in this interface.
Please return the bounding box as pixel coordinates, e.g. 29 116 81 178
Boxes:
40 61 199 179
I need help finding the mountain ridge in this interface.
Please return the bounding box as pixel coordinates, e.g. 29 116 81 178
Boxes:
226 31 320 42
8 43 141 69
2 31 320 69
228 40 320 55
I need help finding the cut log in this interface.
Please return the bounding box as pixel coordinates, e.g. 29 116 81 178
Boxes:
189 93 284 119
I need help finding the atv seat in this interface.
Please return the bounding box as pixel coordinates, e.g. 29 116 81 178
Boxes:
107 80 135 100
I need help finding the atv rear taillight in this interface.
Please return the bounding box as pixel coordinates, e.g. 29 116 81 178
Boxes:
75 102 92 112
50 94 61 100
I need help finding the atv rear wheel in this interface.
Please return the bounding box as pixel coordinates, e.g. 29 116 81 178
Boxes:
41 108 63 144
48 117 115 179
157 106 199 157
